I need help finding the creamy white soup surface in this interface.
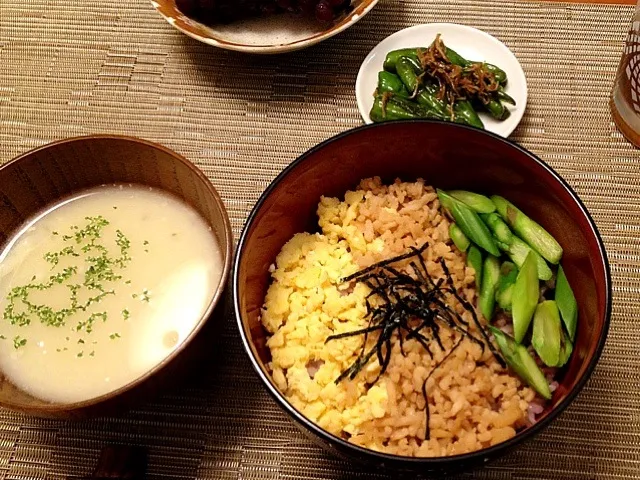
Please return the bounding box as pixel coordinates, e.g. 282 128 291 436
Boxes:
0 185 223 404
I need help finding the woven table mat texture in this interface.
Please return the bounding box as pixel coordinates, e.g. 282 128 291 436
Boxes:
1 0 639 479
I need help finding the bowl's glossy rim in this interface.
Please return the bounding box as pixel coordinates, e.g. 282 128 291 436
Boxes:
0 134 234 413
150 0 379 54
233 119 612 465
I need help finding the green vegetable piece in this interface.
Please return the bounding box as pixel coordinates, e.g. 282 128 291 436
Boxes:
481 212 514 244
497 88 516 105
483 213 553 281
512 251 539 343
479 255 500 320
532 300 562 367
483 99 511 121
442 46 467 67
448 190 496 214
449 223 470 252
556 329 574 368
495 261 518 311
443 46 508 84
396 57 420 95
491 196 563 264
555 265 578 341
383 48 423 73
370 95 420 122
505 236 553 282
496 284 514 312
377 71 409 98
490 327 552 399
416 89 448 117
453 100 484 129
437 190 500 256
466 246 484 290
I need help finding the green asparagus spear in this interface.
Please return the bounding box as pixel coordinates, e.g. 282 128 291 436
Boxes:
449 223 470 252
504 236 553 282
377 71 409 98
437 190 500 256
555 265 578 341
447 190 496 214
532 300 562 367
481 212 514 243
482 213 553 281
495 261 518 311
479 255 500 320
556 329 573 368
489 327 552 399
466 245 484 290
491 196 563 264
512 251 539 343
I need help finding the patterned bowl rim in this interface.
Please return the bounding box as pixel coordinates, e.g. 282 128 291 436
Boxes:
150 0 380 54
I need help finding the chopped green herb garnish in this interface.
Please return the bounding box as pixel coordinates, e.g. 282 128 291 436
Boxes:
141 289 150 302
77 351 83 358
2 216 134 347
89 351 95 357
109 333 121 340
122 309 130 320
77 339 85 344
0 335 6 340
143 240 149 246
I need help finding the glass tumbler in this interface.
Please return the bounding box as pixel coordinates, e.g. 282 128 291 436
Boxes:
611 2 640 147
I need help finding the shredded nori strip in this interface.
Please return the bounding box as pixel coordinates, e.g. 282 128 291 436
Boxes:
325 243 505 441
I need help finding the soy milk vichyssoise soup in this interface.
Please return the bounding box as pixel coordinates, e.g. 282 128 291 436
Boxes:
0 185 223 404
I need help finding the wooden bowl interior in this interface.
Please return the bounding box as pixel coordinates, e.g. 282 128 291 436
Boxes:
0 136 232 414
236 121 608 422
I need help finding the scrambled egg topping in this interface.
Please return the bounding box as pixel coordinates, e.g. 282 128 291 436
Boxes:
261 194 388 443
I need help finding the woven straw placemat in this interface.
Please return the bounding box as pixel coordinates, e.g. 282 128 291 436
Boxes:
0 1 639 479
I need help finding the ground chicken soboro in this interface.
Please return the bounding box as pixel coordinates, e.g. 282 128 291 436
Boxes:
261 177 536 457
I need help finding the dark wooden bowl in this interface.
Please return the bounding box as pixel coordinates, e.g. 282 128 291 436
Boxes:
233 120 611 474
0 135 233 418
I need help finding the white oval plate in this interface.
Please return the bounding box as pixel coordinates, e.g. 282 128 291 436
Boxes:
355 23 527 137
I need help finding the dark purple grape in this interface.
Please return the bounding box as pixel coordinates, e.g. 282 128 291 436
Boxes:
315 0 333 22
174 0 351 25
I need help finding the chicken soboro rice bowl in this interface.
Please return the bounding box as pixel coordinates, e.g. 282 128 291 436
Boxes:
260 177 555 457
